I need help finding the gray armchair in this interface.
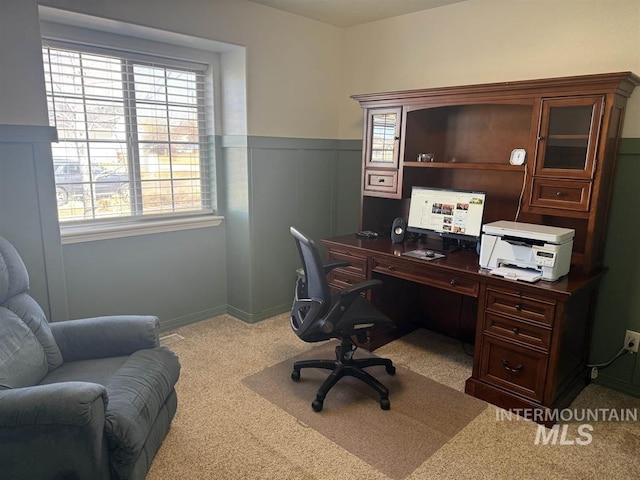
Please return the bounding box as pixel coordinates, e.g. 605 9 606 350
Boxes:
0 236 180 480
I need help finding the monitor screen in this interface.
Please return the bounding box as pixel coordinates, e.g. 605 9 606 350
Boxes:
406 187 486 241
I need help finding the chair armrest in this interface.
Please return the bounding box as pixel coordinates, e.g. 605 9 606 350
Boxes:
339 279 383 310
323 260 350 274
0 383 110 479
50 315 160 362
339 279 383 298
0 382 107 428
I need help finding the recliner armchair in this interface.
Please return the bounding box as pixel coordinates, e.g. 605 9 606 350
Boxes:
0 236 180 480
289 227 396 412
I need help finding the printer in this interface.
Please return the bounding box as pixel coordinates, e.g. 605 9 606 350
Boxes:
479 220 574 282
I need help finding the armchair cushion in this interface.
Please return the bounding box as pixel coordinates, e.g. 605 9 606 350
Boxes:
4 293 63 371
0 235 63 372
0 307 48 389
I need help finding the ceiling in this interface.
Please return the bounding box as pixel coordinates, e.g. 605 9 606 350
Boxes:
246 0 468 27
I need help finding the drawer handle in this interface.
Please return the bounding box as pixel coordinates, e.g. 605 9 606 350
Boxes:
555 191 565 198
502 359 524 374
387 265 395 271
450 279 456 287
514 304 522 311
512 327 520 335
378 178 386 183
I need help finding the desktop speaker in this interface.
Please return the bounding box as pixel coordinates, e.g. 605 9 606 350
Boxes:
391 217 407 243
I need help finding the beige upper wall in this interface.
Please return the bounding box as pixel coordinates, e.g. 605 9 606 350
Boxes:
340 0 640 139
35 0 343 138
3 0 639 138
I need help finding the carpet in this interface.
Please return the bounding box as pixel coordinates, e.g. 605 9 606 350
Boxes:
242 341 488 480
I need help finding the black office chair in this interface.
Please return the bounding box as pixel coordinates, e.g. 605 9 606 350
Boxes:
289 226 396 412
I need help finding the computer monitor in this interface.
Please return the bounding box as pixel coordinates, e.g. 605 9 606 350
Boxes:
406 186 486 245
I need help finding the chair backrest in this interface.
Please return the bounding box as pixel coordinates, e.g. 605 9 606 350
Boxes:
0 236 63 389
289 227 333 340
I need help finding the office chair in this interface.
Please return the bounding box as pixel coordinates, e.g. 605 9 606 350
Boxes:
289 227 396 412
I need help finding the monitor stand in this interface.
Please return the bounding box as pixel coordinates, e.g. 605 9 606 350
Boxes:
417 234 460 253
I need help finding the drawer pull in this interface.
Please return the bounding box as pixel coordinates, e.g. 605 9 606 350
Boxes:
512 327 520 335
555 191 565 197
378 178 386 183
515 304 522 311
502 359 524 374
450 279 456 287
387 265 395 271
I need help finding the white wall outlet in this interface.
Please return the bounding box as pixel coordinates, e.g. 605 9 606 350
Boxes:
624 330 640 353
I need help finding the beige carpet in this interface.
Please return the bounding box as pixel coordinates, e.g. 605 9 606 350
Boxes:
242 341 487 479
148 314 640 480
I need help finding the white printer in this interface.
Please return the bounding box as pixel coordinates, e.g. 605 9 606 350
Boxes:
479 220 574 282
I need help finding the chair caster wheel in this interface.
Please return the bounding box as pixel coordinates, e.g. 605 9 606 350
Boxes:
386 365 396 375
291 370 300 381
312 399 323 412
380 398 390 410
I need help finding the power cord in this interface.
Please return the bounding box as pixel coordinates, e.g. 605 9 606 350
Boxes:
514 162 528 222
586 339 636 379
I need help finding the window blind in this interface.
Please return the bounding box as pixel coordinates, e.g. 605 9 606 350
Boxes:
42 42 213 224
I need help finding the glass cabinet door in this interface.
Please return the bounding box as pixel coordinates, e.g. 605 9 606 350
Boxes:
534 96 603 179
365 107 401 169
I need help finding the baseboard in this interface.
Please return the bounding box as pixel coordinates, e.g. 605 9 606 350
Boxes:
593 373 640 398
159 306 228 332
226 303 290 324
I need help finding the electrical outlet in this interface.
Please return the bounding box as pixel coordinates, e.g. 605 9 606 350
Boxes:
624 330 640 353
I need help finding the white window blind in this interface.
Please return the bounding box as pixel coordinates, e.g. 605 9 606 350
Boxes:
42 42 213 225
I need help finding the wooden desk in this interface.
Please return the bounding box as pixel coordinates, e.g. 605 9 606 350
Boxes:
322 234 603 422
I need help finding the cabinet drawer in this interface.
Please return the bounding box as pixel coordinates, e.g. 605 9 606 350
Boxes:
328 250 367 276
530 178 591 212
364 169 399 194
372 257 479 297
479 335 548 402
484 312 552 351
485 287 556 326
328 269 366 291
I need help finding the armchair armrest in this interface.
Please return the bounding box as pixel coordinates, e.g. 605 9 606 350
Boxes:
50 315 160 362
0 382 110 479
0 381 107 428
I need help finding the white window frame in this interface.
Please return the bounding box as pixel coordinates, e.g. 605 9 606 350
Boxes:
39 9 225 243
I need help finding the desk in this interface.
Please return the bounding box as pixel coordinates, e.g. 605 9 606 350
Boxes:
322 234 603 422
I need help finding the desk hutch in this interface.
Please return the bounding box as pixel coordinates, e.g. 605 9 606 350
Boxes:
322 72 639 421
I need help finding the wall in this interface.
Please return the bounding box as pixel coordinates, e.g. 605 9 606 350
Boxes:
40 0 343 139
340 0 640 139
3 0 639 393
1 0 355 328
339 0 640 395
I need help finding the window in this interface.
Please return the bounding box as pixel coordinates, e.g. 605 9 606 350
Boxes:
42 43 214 225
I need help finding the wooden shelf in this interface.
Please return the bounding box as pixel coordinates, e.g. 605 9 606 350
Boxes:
403 161 524 171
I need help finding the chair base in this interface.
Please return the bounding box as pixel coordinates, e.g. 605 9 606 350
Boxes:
291 337 395 411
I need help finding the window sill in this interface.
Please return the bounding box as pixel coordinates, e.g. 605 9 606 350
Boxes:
60 214 224 244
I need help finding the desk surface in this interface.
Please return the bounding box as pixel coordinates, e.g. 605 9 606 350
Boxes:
323 234 603 297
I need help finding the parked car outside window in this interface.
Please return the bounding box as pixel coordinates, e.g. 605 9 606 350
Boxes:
54 162 130 206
